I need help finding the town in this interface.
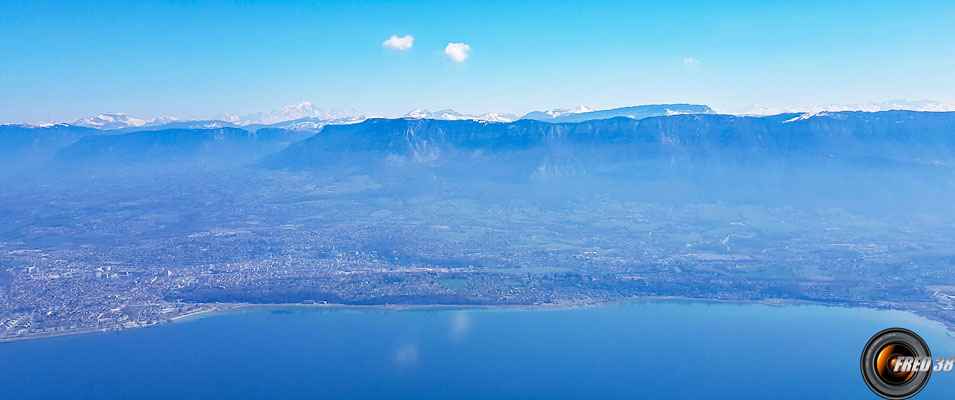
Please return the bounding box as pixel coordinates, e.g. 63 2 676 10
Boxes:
4 174 954 341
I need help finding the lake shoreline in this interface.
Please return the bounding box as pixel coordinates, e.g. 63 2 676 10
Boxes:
3 296 951 343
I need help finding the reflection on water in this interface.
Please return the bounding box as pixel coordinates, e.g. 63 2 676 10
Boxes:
449 311 473 342
394 343 419 367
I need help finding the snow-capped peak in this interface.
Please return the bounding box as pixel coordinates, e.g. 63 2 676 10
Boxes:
403 109 465 120
404 108 440 119
544 106 594 118
474 112 517 123
149 116 184 125
783 112 831 123
284 101 315 112
211 113 241 123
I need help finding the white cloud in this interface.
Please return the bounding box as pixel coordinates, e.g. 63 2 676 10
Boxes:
444 42 471 62
682 57 700 65
383 35 414 50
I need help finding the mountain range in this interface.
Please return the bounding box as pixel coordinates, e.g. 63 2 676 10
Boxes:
259 111 955 170
5 109 954 179
33 100 955 133
2 109 952 217
54 102 717 131
402 108 518 123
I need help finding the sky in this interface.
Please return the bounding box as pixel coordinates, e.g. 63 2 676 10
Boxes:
1 0 954 123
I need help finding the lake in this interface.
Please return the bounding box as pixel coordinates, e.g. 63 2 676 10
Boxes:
2 301 954 399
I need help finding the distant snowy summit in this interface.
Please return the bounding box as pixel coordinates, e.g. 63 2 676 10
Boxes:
237 101 365 125
402 108 518 123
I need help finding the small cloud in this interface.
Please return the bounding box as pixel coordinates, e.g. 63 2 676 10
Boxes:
383 35 414 50
682 57 700 65
445 42 471 62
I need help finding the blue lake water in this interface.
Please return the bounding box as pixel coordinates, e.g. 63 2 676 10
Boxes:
2 301 954 399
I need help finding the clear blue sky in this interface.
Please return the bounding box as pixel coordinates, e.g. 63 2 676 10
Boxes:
1 0 954 123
